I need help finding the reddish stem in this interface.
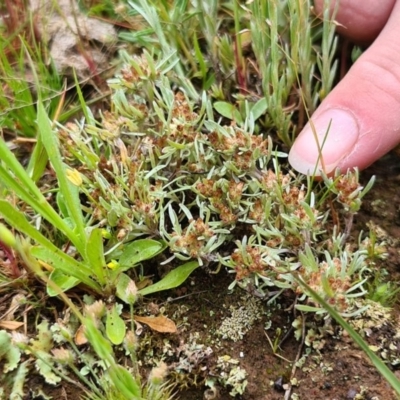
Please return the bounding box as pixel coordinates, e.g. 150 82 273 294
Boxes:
234 35 247 95
0 239 21 278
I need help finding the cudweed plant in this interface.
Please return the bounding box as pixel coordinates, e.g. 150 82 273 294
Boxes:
24 44 376 320
120 0 338 145
1 39 379 313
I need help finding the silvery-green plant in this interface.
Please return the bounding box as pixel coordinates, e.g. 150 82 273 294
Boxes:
120 0 338 145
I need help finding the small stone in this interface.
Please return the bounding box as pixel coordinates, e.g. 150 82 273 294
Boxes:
346 388 358 399
273 376 284 392
322 381 332 390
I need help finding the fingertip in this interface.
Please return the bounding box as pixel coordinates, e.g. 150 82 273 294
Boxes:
314 0 395 43
289 109 360 175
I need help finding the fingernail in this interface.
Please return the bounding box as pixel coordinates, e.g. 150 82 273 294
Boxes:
289 109 360 175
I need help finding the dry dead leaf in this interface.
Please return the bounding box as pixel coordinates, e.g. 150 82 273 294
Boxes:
30 0 117 79
134 315 177 333
0 321 24 330
1 293 26 321
74 324 88 345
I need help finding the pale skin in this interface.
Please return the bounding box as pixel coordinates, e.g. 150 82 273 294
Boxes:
289 0 400 175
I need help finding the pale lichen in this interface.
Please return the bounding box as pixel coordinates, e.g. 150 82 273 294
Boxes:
216 295 262 342
215 355 248 397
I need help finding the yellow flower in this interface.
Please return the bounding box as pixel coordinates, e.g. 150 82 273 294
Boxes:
66 168 82 186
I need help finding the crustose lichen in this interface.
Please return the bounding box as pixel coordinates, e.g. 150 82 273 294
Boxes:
216 295 262 342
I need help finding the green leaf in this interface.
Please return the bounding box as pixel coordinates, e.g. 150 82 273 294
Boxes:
108 364 141 399
35 351 61 385
26 136 48 183
56 192 69 219
139 261 199 296
0 223 16 248
85 228 106 285
46 269 81 297
0 330 11 357
0 154 76 244
213 101 242 123
0 139 45 202
321 273 334 297
84 318 114 362
0 330 21 373
37 101 86 253
106 305 126 345
250 97 268 120
0 201 63 250
10 360 29 399
119 239 166 270
30 246 101 293
295 304 323 313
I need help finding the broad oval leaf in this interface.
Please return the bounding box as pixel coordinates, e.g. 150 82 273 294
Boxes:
139 261 199 296
250 98 268 120
213 101 242 123
106 305 126 345
119 239 166 269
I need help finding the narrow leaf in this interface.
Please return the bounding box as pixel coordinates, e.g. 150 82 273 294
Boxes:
108 364 141 399
37 101 86 253
85 228 106 285
250 97 268 120
26 135 48 183
0 201 62 252
0 138 44 200
84 318 114 362
0 167 73 239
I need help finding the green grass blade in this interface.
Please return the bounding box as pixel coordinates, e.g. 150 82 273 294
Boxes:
0 200 65 252
0 138 49 201
0 141 79 246
26 135 49 183
72 69 94 125
36 101 86 253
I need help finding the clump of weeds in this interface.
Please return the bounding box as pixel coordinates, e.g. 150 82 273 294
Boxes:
1 0 400 398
